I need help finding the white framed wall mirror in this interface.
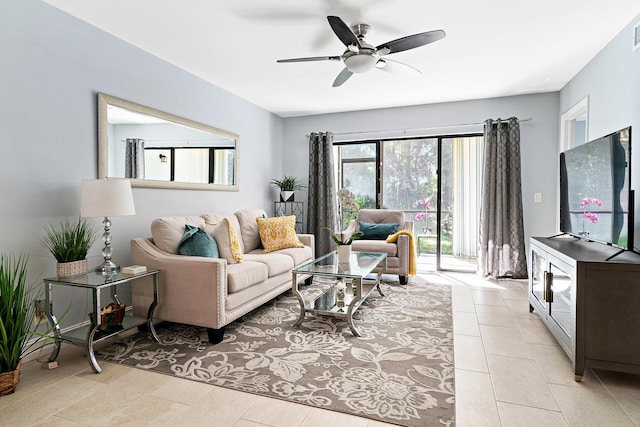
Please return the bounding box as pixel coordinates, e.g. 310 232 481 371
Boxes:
98 93 239 191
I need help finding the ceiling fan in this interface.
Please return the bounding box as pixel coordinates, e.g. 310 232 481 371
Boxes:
277 16 446 87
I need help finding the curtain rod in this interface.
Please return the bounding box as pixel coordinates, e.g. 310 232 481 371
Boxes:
120 139 225 143
309 117 533 138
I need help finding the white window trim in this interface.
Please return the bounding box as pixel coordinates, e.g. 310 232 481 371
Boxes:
560 96 589 153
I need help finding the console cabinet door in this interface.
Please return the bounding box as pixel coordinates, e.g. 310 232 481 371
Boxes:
528 242 575 357
547 255 574 341
529 244 547 310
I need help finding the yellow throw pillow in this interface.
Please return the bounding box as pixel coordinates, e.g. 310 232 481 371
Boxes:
256 215 304 253
206 218 243 263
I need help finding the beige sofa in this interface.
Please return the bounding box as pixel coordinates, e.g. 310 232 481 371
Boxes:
342 209 413 285
130 208 314 343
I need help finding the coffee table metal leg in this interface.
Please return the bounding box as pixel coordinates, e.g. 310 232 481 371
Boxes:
346 278 362 336
292 272 306 327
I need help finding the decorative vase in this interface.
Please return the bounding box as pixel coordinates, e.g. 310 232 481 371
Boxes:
0 360 21 396
336 280 346 312
337 244 351 263
280 191 295 202
57 259 88 279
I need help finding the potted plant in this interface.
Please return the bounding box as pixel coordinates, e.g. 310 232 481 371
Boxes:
324 189 364 262
270 175 306 202
41 217 98 278
0 254 61 395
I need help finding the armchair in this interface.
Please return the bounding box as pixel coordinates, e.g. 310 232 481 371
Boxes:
341 209 414 285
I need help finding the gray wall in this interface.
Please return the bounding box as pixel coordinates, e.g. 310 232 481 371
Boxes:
283 93 561 245
559 13 640 250
0 1 284 326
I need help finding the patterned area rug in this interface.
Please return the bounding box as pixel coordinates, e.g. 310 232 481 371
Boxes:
97 275 455 426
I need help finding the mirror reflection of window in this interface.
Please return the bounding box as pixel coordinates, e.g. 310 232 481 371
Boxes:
175 149 209 184
214 149 235 185
144 149 171 181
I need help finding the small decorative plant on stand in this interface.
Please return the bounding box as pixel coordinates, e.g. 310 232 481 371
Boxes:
579 197 602 237
324 189 364 262
413 198 431 234
0 254 63 395
270 175 306 202
42 217 98 278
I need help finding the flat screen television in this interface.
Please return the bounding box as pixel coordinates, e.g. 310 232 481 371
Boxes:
559 126 633 251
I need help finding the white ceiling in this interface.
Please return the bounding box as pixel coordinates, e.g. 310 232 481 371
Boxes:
45 0 640 118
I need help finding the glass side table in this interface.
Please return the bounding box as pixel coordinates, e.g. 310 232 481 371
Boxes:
43 269 161 373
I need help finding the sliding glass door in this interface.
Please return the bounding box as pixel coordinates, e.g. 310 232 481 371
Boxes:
439 136 483 271
334 134 482 272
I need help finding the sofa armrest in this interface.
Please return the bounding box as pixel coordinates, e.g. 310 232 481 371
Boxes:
297 234 315 259
130 237 228 328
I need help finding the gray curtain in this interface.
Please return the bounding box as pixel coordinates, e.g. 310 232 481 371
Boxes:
478 118 527 279
307 132 337 256
125 138 145 179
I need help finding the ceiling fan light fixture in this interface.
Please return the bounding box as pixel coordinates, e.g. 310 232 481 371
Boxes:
344 53 379 73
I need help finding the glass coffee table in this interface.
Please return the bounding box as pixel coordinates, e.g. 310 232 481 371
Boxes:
291 251 387 336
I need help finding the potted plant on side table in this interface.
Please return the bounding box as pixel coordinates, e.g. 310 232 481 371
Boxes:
0 254 63 395
270 175 306 202
41 217 98 278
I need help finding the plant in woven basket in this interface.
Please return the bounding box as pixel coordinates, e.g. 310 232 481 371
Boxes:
0 254 64 394
41 217 98 263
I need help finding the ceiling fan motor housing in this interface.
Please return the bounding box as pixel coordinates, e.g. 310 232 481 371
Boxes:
343 48 379 73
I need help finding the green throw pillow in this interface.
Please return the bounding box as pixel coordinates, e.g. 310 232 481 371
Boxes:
178 224 219 258
358 221 400 240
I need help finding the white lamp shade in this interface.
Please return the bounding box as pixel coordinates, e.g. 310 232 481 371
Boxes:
81 179 136 218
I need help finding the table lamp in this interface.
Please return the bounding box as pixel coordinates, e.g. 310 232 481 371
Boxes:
80 179 136 274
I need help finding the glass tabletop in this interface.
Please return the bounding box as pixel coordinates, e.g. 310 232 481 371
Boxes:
43 269 160 289
293 251 386 278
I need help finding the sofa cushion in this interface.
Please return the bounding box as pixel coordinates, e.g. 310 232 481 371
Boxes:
357 209 406 230
243 252 294 277
226 261 269 293
151 215 206 254
234 208 267 253
201 213 245 253
351 240 398 257
358 221 399 240
178 224 219 258
208 218 243 264
256 215 304 253
275 246 314 266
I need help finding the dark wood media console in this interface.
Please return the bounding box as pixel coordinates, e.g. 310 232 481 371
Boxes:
529 236 640 381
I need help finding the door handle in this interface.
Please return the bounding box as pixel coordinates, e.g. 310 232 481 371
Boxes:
544 271 554 303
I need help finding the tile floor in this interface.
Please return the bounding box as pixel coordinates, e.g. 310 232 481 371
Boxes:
3 265 640 426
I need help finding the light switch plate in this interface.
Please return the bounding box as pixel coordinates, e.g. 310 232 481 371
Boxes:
534 193 542 203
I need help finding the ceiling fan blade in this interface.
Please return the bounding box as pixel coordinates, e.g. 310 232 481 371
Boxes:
376 30 446 55
332 68 353 87
277 56 341 63
327 16 361 49
376 58 421 75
